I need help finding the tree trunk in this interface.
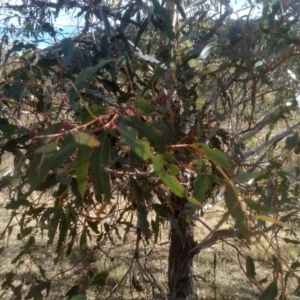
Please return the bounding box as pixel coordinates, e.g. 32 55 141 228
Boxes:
168 196 197 300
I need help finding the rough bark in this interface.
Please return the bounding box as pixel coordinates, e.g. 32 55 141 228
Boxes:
168 195 197 300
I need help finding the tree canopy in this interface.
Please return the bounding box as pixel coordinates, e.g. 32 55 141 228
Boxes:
1 0 300 299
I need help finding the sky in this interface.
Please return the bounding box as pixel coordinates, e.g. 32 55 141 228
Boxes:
0 0 263 49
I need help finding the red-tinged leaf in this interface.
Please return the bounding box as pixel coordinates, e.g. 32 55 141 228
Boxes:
76 145 91 199
152 154 187 198
117 119 152 160
201 144 233 170
72 132 100 147
258 281 278 300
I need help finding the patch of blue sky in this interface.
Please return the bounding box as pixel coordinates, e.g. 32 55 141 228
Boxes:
0 0 263 49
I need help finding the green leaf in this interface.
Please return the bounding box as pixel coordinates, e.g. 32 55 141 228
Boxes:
135 98 156 114
152 155 187 198
130 178 152 240
235 172 263 183
224 184 250 243
27 136 78 190
70 295 86 300
152 0 174 40
117 119 152 160
72 132 100 148
65 285 80 299
259 281 278 300
35 141 58 155
76 145 91 199
90 271 108 286
81 105 107 122
79 227 87 254
69 59 108 111
98 134 111 203
48 206 61 245
285 133 298 151
246 256 256 278
90 133 111 202
201 144 233 170
121 116 166 153
55 212 68 260
193 174 209 204
244 198 268 212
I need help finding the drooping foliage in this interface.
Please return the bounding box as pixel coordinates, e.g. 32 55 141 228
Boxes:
2 0 300 299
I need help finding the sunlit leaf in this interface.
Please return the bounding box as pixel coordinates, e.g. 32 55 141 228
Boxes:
235 172 263 183
135 98 156 114
121 116 166 153
199 43 215 60
72 132 100 147
81 105 107 122
152 155 187 198
117 118 152 160
201 144 233 170
255 215 295 230
76 145 91 199
224 184 250 243
244 198 268 212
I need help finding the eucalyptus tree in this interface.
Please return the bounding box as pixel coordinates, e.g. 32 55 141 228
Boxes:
1 0 300 299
